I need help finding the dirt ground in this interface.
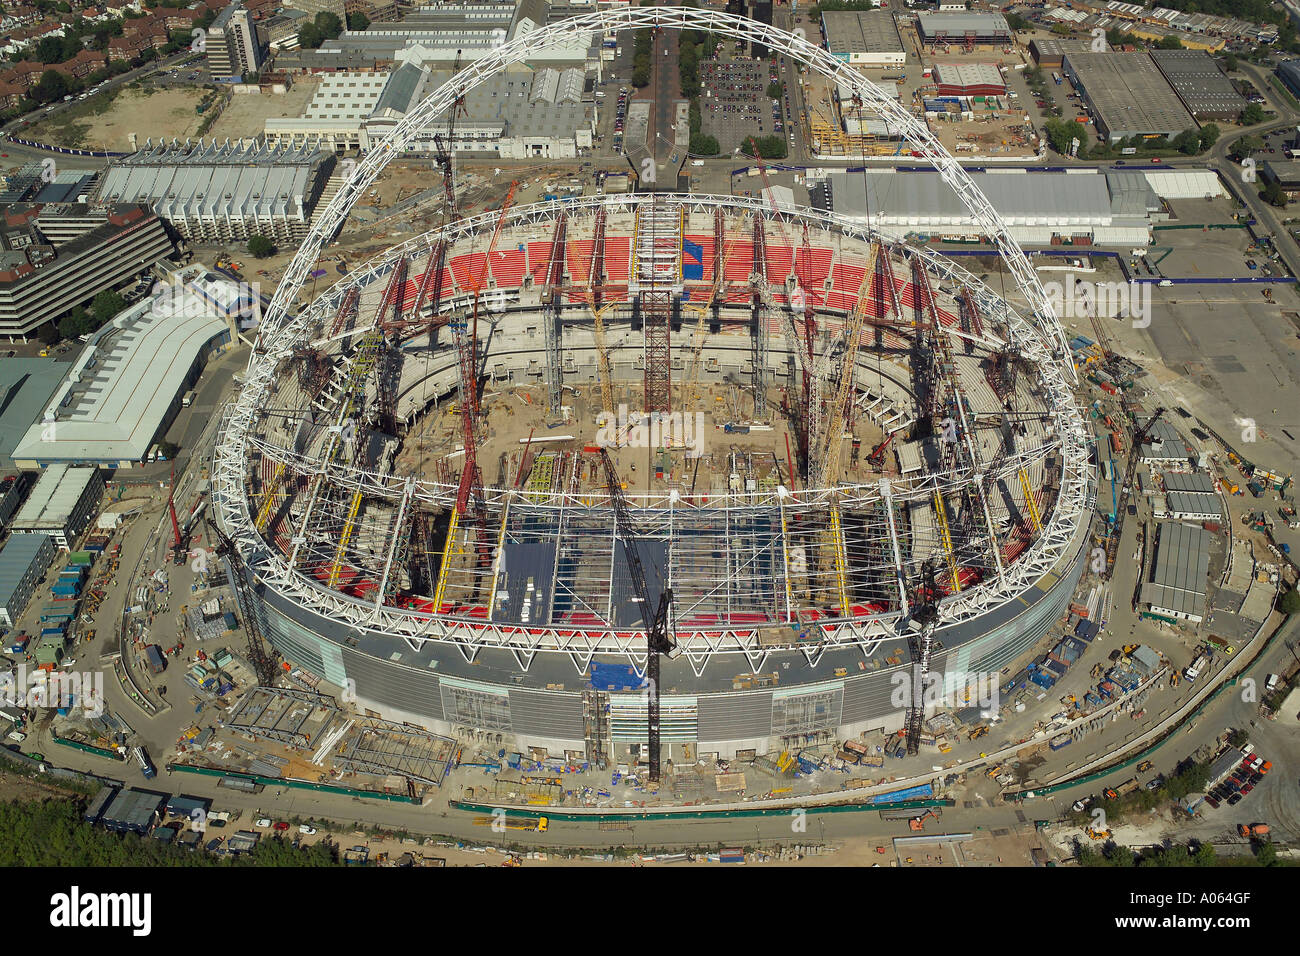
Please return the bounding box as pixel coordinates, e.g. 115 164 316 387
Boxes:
207 80 321 142
28 85 209 151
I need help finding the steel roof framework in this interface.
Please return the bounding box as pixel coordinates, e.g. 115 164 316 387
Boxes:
213 9 1090 673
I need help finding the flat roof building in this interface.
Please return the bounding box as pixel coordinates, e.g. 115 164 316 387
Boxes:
100 788 164 835
1029 37 1105 70
916 12 1011 47
11 267 233 469
1140 521 1213 623
1062 51 1196 143
932 62 1005 97
0 358 65 469
0 203 177 342
1137 417 1192 465
10 464 103 549
96 140 336 245
820 11 906 68
1150 49 1246 120
811 169 1159 246
265 61 594 159
0 531 53 628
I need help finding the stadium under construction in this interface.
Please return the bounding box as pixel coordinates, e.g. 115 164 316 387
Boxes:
212 6 1092 763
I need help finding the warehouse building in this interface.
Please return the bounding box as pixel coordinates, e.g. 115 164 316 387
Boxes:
265 60 594 159
0 532 53 628
811 169 1165 246
1261 160 1300 199
820 10 906 69
10 464 104 549
11 268 233 469
916 12 1011 47
1160 471 1221 522
100 788 164 835
1278 60 1300 102
1137 417 1192 466
272 0 597 74
932 62 1005 97
0 359 66 470
1141 521 1213 624
1062 51 1196 143
1029 37 1105 70
95 140 336 245
0 203 177 342
1150 49 1246 120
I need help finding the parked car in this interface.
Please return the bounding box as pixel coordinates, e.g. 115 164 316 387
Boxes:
299 825 317 835
255 817 272 828
273 821 290 832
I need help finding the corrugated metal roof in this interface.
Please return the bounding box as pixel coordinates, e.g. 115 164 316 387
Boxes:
11 464 95 529
0 533 50 607
822 170 1112 226
1142 520 1211 617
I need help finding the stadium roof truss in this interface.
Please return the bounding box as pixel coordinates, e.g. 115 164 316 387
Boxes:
212 9 1091 675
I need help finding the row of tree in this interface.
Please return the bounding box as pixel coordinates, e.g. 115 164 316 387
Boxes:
0 798 340 866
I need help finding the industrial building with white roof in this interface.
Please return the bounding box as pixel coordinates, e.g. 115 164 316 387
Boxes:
809 168 1222 246
10 265 235 469
265 59 594 158
1141 521 1214 623
10 464 103 549
1062 51 1197 143
820 10 906 68
95 139 337 244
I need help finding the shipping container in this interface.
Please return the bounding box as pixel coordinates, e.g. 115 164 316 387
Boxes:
1049 734 1073 750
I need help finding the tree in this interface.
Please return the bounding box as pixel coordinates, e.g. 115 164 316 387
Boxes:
297 22 321 49
1223 53 1238 72
631 63 650 88
1198 123 1219 152
1157 34 1184 50
741 135 786 159
1262 180 1289 208
248 235 276 258
157 440 179 459
1050 22 1072 36
315 11 343 40
1044 118 1088 157
32 69 68 104
1280 588 1300 614
37 323 59 346
1230 134 1264 162
689 133 719 156
90 290 126 326
766 81 783 99
1006 12 1032 31
1173 128 1201 155
1242 102 1266 125
346 11 369 31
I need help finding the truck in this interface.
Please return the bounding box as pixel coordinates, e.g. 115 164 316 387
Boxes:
1183 652 1209 683
1237 823 1270 838
133 745 156 780
144 644 166 675
182 389 197 408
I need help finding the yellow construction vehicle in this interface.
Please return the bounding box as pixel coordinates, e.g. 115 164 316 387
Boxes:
968 725 989 741
1086 827 1112 841
472 815 549 833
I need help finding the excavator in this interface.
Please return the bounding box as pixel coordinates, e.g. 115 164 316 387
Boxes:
909 809 940 831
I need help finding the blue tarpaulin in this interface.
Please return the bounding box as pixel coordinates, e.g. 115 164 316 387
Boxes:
589 662 645 691
682 238 704 281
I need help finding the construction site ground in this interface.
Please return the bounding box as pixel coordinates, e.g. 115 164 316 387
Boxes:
206 80 321 143
26 84 209 151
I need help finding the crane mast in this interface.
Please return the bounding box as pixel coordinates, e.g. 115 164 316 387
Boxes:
598 450 676 784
